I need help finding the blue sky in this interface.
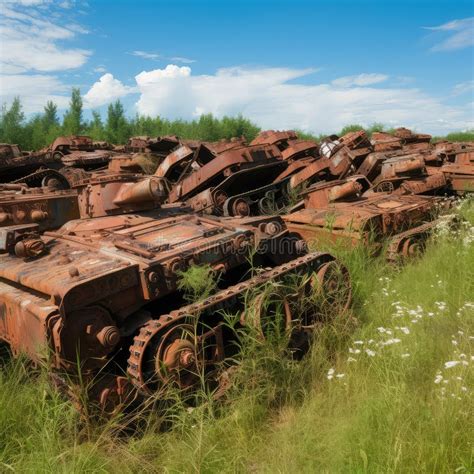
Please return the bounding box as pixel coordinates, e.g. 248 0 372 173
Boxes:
1 0 473 134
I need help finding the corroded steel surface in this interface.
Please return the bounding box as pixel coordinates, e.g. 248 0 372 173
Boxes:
0 165 351 411
283 175 448 261
0 186 79 231
0 124 471 412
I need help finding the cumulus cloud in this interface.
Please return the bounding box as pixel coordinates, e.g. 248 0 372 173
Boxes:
83 73 136 107
0 74 70 113
0 1 90 112
0 4 90 73
331 73 389 88
131 64 474 135
425 17 474 51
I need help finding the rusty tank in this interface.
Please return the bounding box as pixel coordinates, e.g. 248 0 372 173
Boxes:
440 147 474 194
0 137 117 189
0 183 79 231
366 154 449 196
43 135 116 170
160 142 289 217
0 169 352 412
283 175 449 262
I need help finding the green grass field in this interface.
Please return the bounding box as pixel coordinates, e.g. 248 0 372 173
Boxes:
0 200 473 473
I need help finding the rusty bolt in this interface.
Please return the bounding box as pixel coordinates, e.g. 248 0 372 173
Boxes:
69 266 80 277
96 325 120 348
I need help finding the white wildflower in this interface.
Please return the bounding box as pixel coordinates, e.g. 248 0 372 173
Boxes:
336 373 345 379
401 353 410 358
434 374 443 384
444 361 460 368
347 357 357 362
400 327 410 335
366 349 376 357
383 338 402 346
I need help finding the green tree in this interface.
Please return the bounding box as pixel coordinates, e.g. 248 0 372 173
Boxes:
27 115 47 150
220 115 260 141
62 88 83 135
42 101 59 130
339 124 365 136
197 114 221 141
105 100 129 144
0 97 25 146
87 111 105 141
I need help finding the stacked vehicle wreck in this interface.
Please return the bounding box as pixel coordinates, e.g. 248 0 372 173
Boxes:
0 127 470 413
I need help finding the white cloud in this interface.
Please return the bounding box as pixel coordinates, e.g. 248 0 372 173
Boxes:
83 73 136 107
0 1 90 113
170 56 196 64
425 17 474 51
0 74 70 113
452 80 474 96
131 50 161 60
93 66 107 73
130 51 196 64
132 64 474 135
331 73 389 88
0 5 90 73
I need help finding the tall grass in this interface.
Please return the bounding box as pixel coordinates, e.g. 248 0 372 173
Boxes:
0 201 472 472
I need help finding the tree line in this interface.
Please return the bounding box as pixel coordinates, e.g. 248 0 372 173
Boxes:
0 88 262 150
1 88 473 151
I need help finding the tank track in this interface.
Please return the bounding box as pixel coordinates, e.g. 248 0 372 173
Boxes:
386 220 439 262
222 177 291 216
11 168 71 189
127 251 335 394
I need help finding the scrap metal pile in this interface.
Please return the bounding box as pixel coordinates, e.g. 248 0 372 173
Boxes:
0 127 470 413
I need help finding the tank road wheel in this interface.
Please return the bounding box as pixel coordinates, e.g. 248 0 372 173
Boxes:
401 237 425 260
41 171 70 190
231 198 251 217
291 261 352 330
315 261 352 315
258 191 276 215
376 181 395 194
128 320 201 395
212 190 228 214
244 292 293 340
